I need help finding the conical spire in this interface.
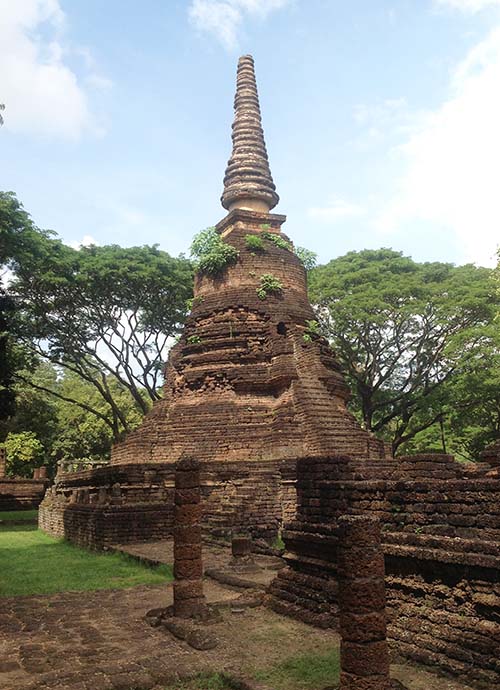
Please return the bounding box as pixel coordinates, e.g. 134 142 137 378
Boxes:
221 55 279 213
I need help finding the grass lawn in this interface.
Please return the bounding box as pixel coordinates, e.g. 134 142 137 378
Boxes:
0 509 39 522
0 524 173 596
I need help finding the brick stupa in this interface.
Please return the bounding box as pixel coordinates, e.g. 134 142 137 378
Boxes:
111 55 383 466
40 56 384 547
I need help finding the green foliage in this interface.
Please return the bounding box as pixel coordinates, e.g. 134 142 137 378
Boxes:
261 231 293 252
0 524 173 596
256 274 284 300
3 431 45 477
187 335 201 344
190 227 239 275
295 246 318 271
186 295 205 312
1 363 145 472
309 249 498 454
245 234 265 252
271 534 285 551
305 319 320 335
302 319 320 344
0 287 17 422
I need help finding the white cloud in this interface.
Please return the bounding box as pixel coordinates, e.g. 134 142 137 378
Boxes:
434 0 500 12
188 0 291 50
309 199 364 222
378 26 500 267
69 235 99 249
0 0 108 138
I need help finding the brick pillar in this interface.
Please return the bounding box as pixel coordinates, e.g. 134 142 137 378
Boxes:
0 447 6 478
173 457 205 618
338 515 390 690
38 466 47 479
33 467 40 479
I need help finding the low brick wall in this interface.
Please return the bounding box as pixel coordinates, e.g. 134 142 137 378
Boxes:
0 478 49 511
267 455 500 688
39 459 295 549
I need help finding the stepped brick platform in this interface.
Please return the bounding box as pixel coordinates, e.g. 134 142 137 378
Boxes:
267 454 500 688
0 477 49 511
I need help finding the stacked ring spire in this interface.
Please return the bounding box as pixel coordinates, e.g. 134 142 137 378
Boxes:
221 55 279 212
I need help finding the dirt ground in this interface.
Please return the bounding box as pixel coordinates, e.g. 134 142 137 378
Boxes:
0 539 482 690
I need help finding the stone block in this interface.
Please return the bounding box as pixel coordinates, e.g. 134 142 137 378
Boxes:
174 488 201 505
341 640 389 676
340 611 387 643
175 471 200 490
173 525 202 544
174 558 203 580
173 580 204 601
174 504 201 526
338 547 385 578
339 580 386 614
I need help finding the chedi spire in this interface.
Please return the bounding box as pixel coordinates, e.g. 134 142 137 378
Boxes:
221 55 279 213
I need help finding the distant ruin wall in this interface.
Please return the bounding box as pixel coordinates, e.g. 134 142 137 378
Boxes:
268 455 500 688
39 459 292 549
0 477 49 511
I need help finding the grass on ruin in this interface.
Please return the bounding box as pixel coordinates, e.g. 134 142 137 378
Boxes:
164 649 340 690
0 509 38 522
0 524 173 597
253 648 340 689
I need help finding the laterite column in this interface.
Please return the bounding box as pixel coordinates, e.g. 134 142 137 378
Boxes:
173 457 206 618
338 515 390 690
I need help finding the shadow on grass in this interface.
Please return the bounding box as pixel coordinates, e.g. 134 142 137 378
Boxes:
0 525 172 597
0 509 39 522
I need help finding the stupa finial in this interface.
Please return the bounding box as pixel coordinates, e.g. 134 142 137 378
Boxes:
221 55 279 214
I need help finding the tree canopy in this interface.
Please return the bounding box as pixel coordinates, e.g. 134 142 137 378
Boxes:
1 191 193 441
309 248 499 455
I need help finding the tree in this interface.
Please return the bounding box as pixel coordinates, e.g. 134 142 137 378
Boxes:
0 287 17 422
3 431 45 478
309 249 498 454
2 192 194 441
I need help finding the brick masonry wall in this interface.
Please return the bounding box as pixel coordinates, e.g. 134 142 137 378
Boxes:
39 458 293 548
267 455 500 688
0 478 49 510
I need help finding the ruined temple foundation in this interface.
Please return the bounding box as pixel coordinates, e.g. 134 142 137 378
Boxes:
38 54 500 687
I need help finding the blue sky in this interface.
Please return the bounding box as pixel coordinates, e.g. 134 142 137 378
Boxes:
1 0 500 267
